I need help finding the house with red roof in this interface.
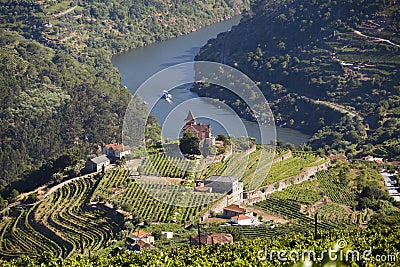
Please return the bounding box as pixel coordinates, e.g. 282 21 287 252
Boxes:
231 214 257 226
222 204 246 219
328 154 348 161
126 230 154 252
362 155 384 162
103 143 131 159
182 111 214 143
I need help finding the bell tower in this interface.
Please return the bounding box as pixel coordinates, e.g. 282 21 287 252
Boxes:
184 110 196 126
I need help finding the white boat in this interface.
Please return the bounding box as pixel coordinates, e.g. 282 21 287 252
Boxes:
162 90 172 102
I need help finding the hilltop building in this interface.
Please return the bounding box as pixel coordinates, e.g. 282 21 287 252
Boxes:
182 111 215 144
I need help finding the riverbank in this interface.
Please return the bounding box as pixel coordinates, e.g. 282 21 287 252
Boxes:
112 16 310 146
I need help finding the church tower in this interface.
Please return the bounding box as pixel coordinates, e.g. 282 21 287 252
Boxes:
184 110 196 126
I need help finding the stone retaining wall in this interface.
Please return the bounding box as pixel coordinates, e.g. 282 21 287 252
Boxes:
243 160 330 205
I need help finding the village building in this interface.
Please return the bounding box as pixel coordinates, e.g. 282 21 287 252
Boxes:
161 231 173 239
190 233 233 246
202 176 243 206
204 176 243 195
230 214 257 226
362 155 384 162
85 155 110 173
103 143 131 160
182 111 215 145
126 230 154 252
222 204 246 219
130 240 151 252
328 154 348 161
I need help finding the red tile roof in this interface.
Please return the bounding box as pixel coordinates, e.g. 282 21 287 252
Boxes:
131 230 151 238
195 186 211 192
231 214 251 221
328 154 347 160
223 204 246 213
105 143 130 152
183 124 211 134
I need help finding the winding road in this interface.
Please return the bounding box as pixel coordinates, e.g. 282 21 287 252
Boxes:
354 30 400 49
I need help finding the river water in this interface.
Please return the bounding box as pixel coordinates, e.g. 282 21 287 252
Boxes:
112 16 309 145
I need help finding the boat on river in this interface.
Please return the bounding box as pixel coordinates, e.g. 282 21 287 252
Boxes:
162 90 172 102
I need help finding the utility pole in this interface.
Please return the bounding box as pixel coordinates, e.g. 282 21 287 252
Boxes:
80 232 84 254
314 213 318 240
197 222 201 247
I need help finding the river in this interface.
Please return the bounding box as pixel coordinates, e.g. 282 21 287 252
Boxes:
112 16 309 146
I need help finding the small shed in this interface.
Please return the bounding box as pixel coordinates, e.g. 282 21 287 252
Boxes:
161 231 173 239
85 155 110 173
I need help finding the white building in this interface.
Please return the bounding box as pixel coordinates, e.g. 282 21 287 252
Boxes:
85 155 110 173
230 214 257 226
161 231 173 239
103 143 131 159
362 155 384 162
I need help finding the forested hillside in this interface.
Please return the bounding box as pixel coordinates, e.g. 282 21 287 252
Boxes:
194 0 400 159
0 0 249 194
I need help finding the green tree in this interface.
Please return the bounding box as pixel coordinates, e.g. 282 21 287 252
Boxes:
179 132 201 155
51 172 63 184
0 196 7 210
8 189 19 202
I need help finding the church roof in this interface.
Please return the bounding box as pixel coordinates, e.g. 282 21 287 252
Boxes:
185 111 196 121
184 124 211 134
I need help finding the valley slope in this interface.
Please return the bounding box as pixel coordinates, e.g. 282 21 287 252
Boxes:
193 0 400 160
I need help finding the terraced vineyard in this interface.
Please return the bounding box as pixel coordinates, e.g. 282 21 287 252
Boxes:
255 198 338 230
315 171 356 206
140 154 198 178
271 179 323 204
270 170 356 206
0 177 121 259
91 168 223 223
266 165 360 227
260 151 324 187
200 145 289 189
316 203 353 225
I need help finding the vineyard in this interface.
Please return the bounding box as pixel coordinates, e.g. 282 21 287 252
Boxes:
264 163 369 227
200 145 294 189
0 177 121 259
255 197 338 230
260 151 324 187
91 168 223 223
271 170 356 206
140 154 198 178
2 226 399 266
200 147 325 189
